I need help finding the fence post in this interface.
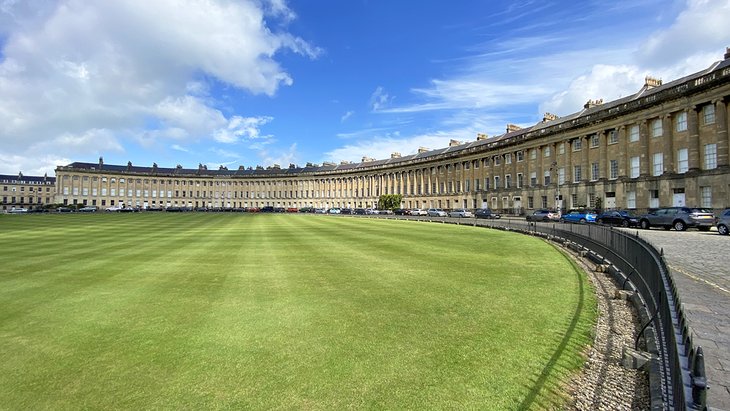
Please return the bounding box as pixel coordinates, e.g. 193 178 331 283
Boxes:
691 346 708 408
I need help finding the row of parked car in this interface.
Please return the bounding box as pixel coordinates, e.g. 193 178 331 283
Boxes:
525 207 729 234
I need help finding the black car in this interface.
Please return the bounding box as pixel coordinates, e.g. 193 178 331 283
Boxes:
340 208 353 215
595 210 639 227
354 208 366 215
475 208 501 219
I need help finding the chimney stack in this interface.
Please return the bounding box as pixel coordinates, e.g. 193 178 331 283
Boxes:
506 124 522 133
644 76 663 89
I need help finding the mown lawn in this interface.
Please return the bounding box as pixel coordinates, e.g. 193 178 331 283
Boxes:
0 213 595 409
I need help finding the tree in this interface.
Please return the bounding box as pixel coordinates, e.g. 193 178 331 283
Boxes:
377 194 403 210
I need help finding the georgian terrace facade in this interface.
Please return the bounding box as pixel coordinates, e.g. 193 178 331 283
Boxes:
54 50 730 214
1 173 56 211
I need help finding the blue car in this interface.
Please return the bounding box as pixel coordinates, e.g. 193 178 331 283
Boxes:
560 209 597 224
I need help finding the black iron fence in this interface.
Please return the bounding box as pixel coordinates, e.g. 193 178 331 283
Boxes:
473 218 708 410
382 215 709 410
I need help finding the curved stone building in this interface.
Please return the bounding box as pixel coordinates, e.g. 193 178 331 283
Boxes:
54 49 730 213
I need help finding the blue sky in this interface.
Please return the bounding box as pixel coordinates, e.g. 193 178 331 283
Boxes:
1 0 729 175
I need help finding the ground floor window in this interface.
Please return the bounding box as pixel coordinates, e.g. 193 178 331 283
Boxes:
701 186 712 208
627 191 636 209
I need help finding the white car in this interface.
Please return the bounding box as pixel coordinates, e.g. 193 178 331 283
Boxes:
449 208 473 218
328 208 341 214
106 206 122 212
9 207 28 214
427 208 448 217
410 208 427 216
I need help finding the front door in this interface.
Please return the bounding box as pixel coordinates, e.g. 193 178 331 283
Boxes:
672 192 685 207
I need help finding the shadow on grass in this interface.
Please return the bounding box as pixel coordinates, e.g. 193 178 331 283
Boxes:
516 250 591 410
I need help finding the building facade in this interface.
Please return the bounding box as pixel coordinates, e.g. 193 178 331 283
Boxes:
50 49 730 214
1 173 57 211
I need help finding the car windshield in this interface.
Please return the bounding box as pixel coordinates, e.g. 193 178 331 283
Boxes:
618 210 637 217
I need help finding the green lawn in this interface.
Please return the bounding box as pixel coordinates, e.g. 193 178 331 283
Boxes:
0 213 595 410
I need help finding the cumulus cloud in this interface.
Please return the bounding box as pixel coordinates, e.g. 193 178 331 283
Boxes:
0 0 317 173
637 0 730 70
214 116 274 143
540 64 646 117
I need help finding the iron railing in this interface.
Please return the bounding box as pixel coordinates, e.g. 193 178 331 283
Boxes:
478 219 707 410
386 215 708 410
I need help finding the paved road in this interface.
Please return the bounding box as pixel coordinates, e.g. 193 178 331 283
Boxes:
633 228 730 411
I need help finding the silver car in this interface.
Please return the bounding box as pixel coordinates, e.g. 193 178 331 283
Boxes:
427 208 448 217
717 208 730 235
638 207 715 231
449 208 473 218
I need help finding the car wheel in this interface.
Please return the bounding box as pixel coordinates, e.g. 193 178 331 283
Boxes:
719 224 729 235
621 220 630 228
640 220 650 230
673 220 686 231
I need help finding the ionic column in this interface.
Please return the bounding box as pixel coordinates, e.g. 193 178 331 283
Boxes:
639 120 650 176
662 114 674 174
688 106 701 171
715 98 729 168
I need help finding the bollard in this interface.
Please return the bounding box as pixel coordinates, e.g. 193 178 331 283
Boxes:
691 346 708 408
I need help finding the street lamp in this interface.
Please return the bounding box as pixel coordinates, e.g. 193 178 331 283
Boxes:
550 161 562 217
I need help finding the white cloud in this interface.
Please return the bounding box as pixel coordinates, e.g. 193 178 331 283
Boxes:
340 110 354 122
214 116 274 143
369 86 392 111
255 143 298 167
540 65 646 117
325 132 461 164
0 0 316 170
637 0 730 70
171 144 190 153
0 152 71 175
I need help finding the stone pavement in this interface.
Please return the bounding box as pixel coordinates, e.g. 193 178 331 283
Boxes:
634 229 730 411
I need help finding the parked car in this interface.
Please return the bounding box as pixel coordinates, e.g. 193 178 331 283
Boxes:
560 209 597 224
526 209 559 222
78 206 97 212
377 209 393 215
449 208 473 218
393 208 408 215
314 208 327 214
717 208 730 235
475 208 501 219
638 207 715 231
9 207 28 214
354 208 366 215
328 208 341 214
427 208 448 217
57 207 73 213
106 206 122 212
596 210 639 227
339 208 353 215
410 208 427 216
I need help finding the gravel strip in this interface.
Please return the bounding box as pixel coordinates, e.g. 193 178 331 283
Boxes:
566 249 650 410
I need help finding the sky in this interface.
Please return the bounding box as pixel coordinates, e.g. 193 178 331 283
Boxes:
1 0 730 175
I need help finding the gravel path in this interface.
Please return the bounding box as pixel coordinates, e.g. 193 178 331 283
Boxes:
567 248 650 410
